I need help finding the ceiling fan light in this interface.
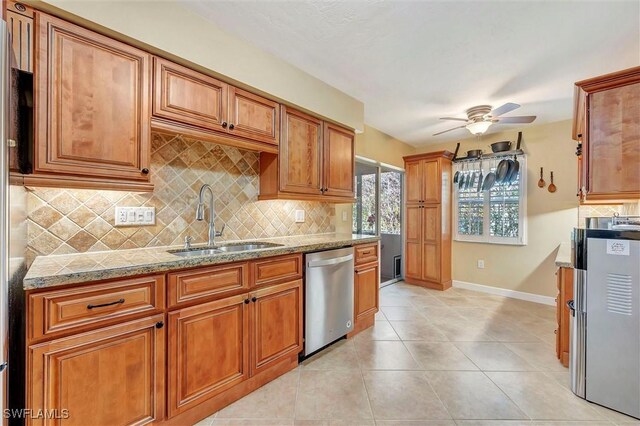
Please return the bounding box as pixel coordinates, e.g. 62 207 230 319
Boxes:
466 121 492 135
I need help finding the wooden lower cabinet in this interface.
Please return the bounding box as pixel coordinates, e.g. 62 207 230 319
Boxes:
251 280 303 375
27 315 165 426
556 267 574 367
354 262 379 321
167 294 249 418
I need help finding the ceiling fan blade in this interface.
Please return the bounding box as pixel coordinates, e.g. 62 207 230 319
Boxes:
491 102 520 117
433 125 466 136
439 117 469 122
496 116 537 124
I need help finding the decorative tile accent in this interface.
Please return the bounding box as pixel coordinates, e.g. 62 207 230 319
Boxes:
26 133 335 264
578 201 640 227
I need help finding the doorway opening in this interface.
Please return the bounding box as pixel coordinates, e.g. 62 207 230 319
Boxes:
353 158 404 287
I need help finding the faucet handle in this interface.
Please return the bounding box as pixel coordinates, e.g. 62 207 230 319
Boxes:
215 224 226 237
184 235 193 249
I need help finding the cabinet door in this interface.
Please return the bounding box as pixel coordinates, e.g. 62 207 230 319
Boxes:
250 280 302 376
405 160 423 204
422 242 440 282
28 315 165 426
228 86 279 145
422 205 440 244
354 263 379 321
323 123 355 198
405 205 422 280
279 107 323 195
423 159 441 203
153 57 228 132
35 13 151 182
587 83 640 198
168 294 249 418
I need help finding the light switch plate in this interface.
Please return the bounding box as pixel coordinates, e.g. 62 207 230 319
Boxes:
477 259 485 269
295 210 305 223
342 211 348 221
115 207 155 226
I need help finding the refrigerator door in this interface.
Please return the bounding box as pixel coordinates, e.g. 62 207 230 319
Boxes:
586 237 640 418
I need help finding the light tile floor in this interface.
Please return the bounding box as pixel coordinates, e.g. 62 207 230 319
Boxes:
195 282 640 426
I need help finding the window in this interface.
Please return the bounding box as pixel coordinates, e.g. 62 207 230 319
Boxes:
453 155 527 245
379 170 402 235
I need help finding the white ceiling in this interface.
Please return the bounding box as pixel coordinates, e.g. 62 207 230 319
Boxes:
180 1 639 146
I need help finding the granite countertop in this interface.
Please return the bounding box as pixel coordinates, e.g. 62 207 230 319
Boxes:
555 242 573 268
24 233 379 290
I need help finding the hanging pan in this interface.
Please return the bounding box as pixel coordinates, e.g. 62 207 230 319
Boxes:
495 158 513 183
476 159 484 193
508 132 522 184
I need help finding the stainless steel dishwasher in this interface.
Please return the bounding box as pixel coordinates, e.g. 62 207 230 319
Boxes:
304 247 354 356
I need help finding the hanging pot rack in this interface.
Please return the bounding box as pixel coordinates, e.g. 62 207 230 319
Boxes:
452 132 525 163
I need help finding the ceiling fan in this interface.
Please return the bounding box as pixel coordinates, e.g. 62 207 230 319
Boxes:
434 103 536 136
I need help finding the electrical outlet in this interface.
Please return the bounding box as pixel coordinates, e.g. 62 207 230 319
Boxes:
342 211 348 221
295 210 305 223
115 207 155 226
477 259 485 269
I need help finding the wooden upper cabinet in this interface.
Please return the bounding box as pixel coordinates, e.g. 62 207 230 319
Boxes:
7 1 34 72
34 12 152 187
250 280 302 375
405 160 423 204
168 294 249 418
28 315 165 426
323 122 355 198
278 106 323 195
228 86 279 145
573 66 640 201
153 57 228 132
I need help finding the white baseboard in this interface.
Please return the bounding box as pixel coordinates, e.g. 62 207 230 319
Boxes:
452 280 556 306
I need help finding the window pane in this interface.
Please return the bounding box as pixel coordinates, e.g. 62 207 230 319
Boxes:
457 166 483 236
353 173 377 235
489 175 520 238
380 171 401 235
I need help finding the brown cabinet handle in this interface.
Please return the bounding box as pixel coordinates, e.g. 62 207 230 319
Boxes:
244 298 250 304
87 298 125 309
141 168 149 174
361 250 372 255
156 321 164 329
251 296 257 302
229 123 235 130
221 121 228 128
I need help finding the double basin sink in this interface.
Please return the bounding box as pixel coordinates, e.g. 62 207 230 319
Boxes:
169 242 283 257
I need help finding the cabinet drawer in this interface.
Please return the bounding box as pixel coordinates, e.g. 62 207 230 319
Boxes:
28 275 165 341
251 254 303 287
168 262 249 307
355 243 379 265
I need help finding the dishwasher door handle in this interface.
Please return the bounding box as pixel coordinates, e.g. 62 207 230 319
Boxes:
307 254 354 268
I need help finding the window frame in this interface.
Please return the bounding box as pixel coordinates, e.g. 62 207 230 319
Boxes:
453 155 527 246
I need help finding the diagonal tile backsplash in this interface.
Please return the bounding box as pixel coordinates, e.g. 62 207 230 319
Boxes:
26 133 335 264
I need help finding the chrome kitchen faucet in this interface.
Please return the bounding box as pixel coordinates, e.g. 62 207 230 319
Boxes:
196 184 225 247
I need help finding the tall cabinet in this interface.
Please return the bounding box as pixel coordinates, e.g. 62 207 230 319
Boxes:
403 151 453 291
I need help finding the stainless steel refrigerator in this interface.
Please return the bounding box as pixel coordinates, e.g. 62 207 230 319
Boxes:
570 217 640 419
1 17 29 420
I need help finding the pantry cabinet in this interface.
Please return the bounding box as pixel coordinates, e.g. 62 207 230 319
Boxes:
403 151 453 291
573 66 640 202
259 106 355 202
32 12 153 191
28 315 165 426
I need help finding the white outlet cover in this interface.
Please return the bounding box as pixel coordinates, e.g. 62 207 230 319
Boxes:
115 206 155 226
342 211 348 221
295 210 305 223
477 260 485 269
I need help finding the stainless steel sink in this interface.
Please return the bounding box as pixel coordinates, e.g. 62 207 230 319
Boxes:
217 243 282 252
169 242 282 257
169 248 222 257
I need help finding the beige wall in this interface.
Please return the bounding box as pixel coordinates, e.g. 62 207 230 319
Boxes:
335 125 416 233
416 120 578 297
36 0 364 132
